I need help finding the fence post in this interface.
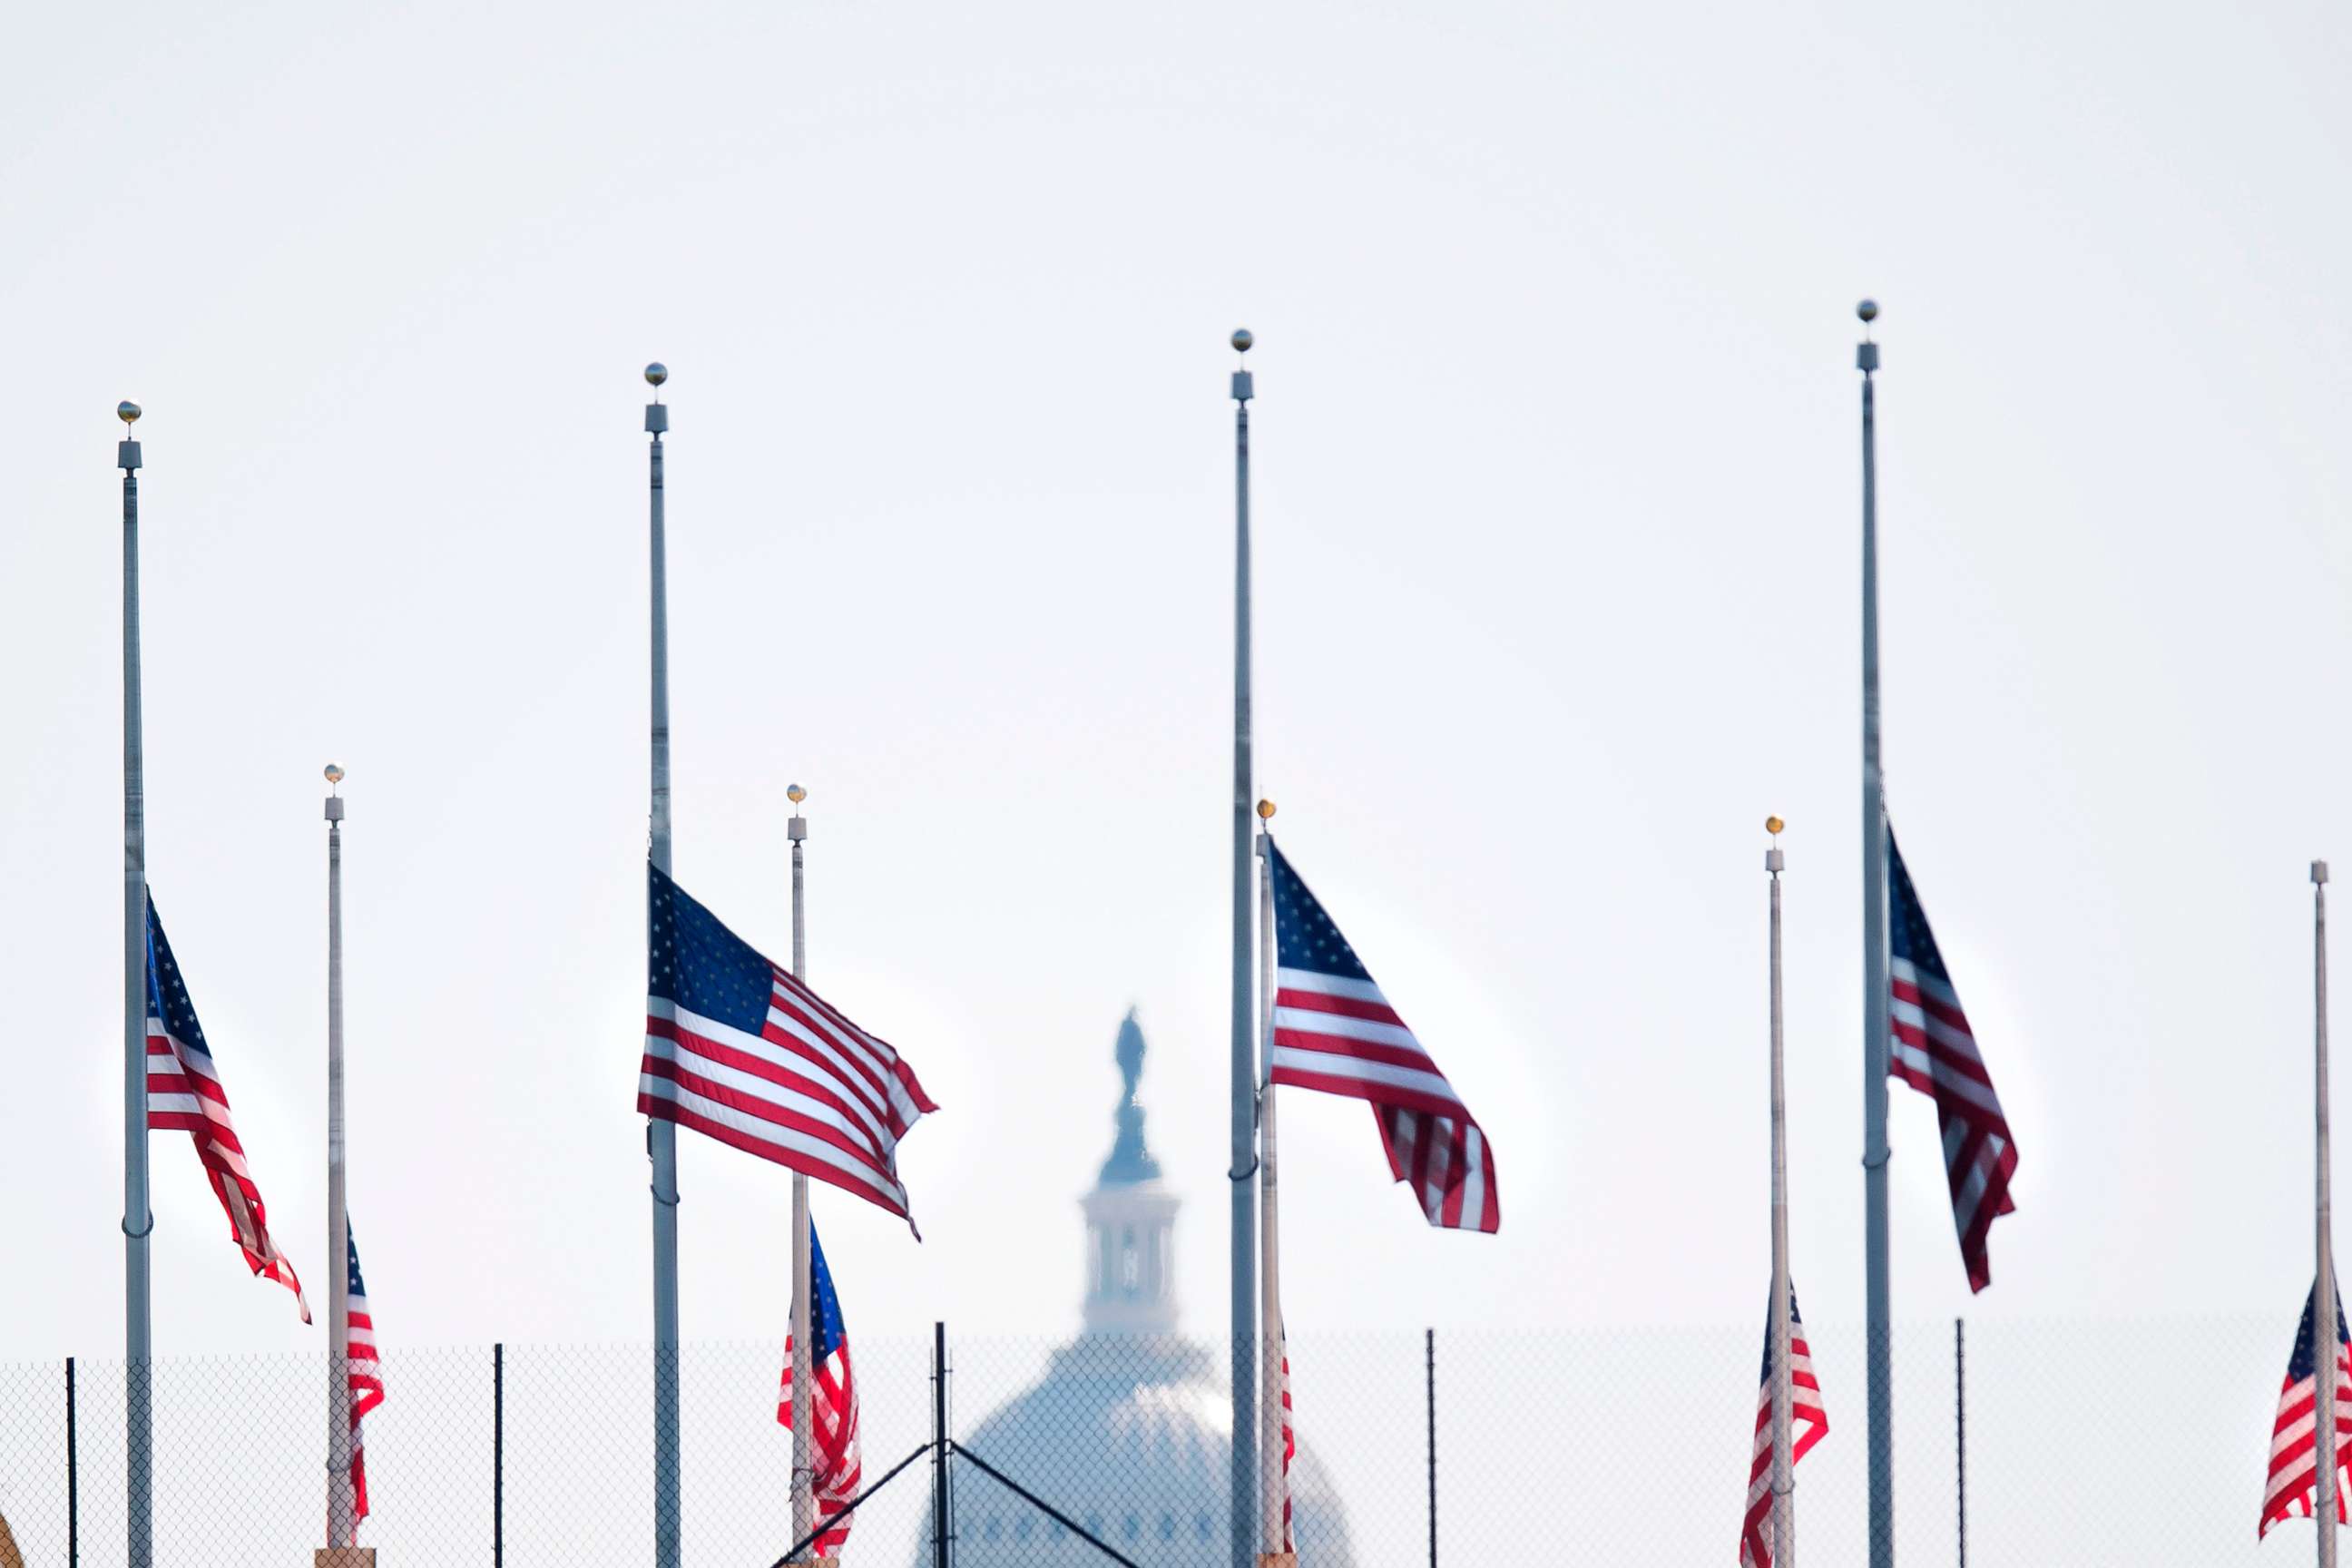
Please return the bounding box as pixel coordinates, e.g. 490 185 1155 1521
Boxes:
1426 1328 1436 1568
932 1323 951 1568
494 1342 505 1568
65 1357 78 1568
1955 1318 1966 1568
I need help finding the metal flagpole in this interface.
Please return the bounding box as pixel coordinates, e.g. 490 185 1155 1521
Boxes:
2318 859 2337 1568
644 363 682 1568
1856 299 1896 1568
325 766 356 1549
1767 817 1795 1568
117 400 153 1568
1227 328 1260 1568
1256 802 1287 1566
787 785 818 1563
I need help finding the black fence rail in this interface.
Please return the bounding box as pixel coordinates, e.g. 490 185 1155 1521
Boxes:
0 1318 2327 1566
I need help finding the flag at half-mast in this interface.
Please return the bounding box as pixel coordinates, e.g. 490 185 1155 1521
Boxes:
1886 831 2017 1292
638 864 939 1230
1738 1286 1827 1568
2261 1275 2352 1538
144 897 310 1320
1265 838 1498 1233
778 1221 862 1555
345 1226 385 1539
1276 1324 1296 1553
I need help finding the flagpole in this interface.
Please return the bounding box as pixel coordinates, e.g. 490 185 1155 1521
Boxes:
644 363 682 1568
117 400 153 1568
324 767 356 1549
1256 803 1289 1566
1856 299 1896 1568
2317 858 2337 1568
1227 328 1260 1568
787 785 818 1563
1768 817 1795 1568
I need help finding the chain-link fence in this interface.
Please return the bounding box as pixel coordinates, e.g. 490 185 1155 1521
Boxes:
0 1318 2326 1566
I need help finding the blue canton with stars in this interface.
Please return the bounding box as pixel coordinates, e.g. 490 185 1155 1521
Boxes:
1886 831 1951 985
144 896 215 1064
2288 1276 2352 1382
347 1226 368 1298
648 863 779 1036
1266 840 1372 983
808 1222 848 1363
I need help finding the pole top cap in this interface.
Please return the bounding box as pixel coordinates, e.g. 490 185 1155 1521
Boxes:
1231 328 1253 354
644 362 668 387
1257 798 1276 820
2317 859 2331 886
117 400 142 426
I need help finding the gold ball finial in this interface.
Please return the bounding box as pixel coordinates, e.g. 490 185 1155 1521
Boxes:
1256 799 1276 820
118 401 142 426
324 763 346 791
787 783 807 806
1766 815 1784 837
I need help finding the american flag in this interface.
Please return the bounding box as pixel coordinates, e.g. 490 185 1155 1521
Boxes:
1886 832 2017 1293
639 865 938 1229
1278 1325 1295 1553
144 897 309 1320
778 1222 861 1555
1739 1287 1827 1568
1265 839 1498 1232
2261 1276 2352 1539
345 1226 384 1542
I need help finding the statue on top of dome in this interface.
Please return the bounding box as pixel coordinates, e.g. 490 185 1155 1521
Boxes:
1099 1007 1163 1187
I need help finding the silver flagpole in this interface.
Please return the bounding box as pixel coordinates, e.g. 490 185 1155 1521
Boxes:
1767 817 1795 1568
1227 328 1260 1568
1856 299 1896 1568
787 785 818 1563
325 767 356 1550
644 363 682 1568
1256 802 1287 1566
117 400 153 1568
2318 858 2337 1568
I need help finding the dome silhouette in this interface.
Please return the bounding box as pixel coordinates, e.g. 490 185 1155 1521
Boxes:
916 1012 1357 1565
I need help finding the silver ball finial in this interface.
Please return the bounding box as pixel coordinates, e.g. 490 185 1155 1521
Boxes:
1857 299 1879 324
118 401 142 426
1231 328 1253 354
644 362 668 387
324 763 345 791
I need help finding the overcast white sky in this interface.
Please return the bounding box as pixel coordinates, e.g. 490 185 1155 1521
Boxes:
7 0 2352 1510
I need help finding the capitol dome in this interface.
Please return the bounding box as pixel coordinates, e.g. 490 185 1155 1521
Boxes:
919 1011 1357 1565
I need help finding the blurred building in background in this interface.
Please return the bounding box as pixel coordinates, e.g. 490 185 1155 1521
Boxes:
920 1010 1357 1565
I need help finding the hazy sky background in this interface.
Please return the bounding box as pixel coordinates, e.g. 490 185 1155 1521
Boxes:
5 2 2352 1543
